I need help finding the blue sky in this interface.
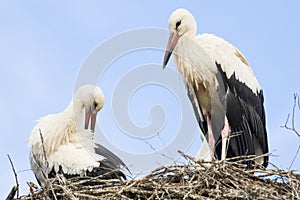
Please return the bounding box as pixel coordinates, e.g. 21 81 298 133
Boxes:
1 1 299 198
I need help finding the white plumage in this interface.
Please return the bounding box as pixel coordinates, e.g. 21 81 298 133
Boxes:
196 34 261 93
28 84 127 185
163 9 268 167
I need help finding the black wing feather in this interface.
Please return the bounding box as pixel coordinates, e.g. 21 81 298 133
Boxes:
216 62 269 167
92 143 129 179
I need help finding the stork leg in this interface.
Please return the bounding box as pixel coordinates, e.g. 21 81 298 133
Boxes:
221 117 230 160
206 114 215 160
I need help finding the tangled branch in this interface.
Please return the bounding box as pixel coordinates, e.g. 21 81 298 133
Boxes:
19 152 300 200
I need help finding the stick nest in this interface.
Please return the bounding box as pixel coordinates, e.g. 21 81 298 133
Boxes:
20 153 300 200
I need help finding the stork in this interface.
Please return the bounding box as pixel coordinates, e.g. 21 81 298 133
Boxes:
28 84 128 185
163 8 269 168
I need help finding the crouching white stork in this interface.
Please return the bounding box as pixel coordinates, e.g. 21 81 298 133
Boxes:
28 84 128 185
163 8 269 168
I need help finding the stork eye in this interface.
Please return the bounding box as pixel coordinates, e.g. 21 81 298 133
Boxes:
93 101 98 108
175 20 181 29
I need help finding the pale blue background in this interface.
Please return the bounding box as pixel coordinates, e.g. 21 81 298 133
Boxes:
1 1 299 197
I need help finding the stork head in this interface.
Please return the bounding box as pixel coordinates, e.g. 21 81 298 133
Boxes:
163 8 197 68
74 84 104 133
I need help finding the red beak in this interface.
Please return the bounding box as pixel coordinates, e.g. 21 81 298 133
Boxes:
163 32 180 69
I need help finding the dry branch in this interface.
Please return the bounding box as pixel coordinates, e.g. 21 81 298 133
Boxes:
6 186 18 200
19 153 300 200
38 129 58 200
6 154 19 200
282 93 300 137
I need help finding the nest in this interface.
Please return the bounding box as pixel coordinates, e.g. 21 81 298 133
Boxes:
16 152 299 200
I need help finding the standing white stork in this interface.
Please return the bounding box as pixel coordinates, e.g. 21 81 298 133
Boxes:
163 8 268 168
28 84 128 185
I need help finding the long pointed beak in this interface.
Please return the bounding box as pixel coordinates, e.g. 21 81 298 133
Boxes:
85 108 91 130
163 32 180 69
91 111 97 133
85 108 98 133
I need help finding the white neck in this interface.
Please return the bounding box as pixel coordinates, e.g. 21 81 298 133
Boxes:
173 36 217 89
29 98 85 156
63 99 84 128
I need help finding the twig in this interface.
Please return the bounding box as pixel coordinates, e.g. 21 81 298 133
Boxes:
5 186 18 200
7 154 19 199
289 145 300 170
138 136 157 152
39 129 49 168
281 94 300 137
20 152 300 199
137 136 179 165
39 129 58 200
156 130 174 160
